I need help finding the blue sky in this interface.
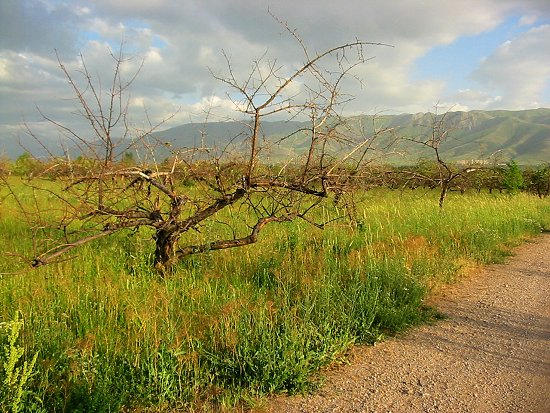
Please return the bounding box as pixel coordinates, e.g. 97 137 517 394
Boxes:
413 15 549 96
0 0 549 143
413 16 527 87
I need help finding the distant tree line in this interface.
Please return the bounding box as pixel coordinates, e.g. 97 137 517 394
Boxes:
3 152 549 199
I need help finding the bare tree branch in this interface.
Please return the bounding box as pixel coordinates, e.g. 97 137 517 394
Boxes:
8 24 396 273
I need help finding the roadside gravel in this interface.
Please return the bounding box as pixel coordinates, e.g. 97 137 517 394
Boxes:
266 235 550 413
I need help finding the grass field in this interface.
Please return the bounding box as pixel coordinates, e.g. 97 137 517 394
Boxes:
1 179 549 412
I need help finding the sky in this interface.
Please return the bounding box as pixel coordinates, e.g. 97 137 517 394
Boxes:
1 0 549 144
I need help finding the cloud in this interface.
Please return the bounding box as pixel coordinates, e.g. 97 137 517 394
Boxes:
470 24 550 109
518 15 539 26
0 0 82 58
1 0 549 144
0 51 70 123
442 89 503 112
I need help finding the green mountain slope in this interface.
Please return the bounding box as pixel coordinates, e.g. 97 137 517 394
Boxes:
152 108 550 164
2 109 549 163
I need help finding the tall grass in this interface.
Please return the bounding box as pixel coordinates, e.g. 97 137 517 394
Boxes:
0 181 549 411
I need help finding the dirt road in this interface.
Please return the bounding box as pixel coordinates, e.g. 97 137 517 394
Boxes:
267 235 550 413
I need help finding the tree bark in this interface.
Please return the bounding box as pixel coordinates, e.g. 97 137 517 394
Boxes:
154 228 178 270
439 181 448 209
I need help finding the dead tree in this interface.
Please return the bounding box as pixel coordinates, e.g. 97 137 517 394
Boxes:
400 107 483 209
12 30 393 272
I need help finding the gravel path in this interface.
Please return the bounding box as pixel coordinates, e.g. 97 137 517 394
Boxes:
267 235 550 413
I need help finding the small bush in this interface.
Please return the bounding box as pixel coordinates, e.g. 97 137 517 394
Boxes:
0 312 39 413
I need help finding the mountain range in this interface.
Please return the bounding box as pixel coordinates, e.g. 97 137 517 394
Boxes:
150 108 550 164
2 108 549 164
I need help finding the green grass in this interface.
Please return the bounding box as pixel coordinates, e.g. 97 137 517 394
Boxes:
0 181 549 412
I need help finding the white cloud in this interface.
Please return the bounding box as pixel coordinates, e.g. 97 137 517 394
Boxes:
470 24 550 109
443 89 503 111
1 0 549 145
518 15 539 26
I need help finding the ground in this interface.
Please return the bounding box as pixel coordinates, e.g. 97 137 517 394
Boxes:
266 234 550 413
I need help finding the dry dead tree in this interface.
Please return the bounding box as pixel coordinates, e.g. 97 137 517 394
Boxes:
399 106 493 208
13 29 394 272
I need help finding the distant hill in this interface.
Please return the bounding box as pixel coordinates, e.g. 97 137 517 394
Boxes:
151 108 550 164
383 108 550 163
2 108 549 164
0 131 66 160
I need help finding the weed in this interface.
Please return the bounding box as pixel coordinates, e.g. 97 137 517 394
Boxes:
0 311 40 413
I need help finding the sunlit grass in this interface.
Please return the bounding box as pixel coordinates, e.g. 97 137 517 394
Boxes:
1 179 549 411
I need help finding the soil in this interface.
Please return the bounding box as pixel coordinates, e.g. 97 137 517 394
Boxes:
265 235 550 413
